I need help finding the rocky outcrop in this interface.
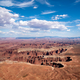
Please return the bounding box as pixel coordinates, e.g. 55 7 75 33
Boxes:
12 55 71 68
0 46 68 68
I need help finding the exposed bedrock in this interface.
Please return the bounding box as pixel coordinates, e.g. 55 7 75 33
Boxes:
2 48 67 58
12 56 71 68
1 48 69 68
17 48 67 56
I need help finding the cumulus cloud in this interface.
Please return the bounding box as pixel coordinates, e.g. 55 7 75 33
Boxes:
27 19 67 30
18 26 40 32
9 18 15 24
0 30 22 35
0 7 40 33
8 30 20 34
14 18 68 31
0 7 70 36
0 7 19 28
42 11 56 15
52 14 68 20
13 14 19 17
19 20 28 26
0 0 34 8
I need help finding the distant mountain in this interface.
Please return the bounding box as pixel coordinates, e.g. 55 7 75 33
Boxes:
16 36 80 39
0 36 80 40
16 37 36 39
43 36 59 38
16 36 60 39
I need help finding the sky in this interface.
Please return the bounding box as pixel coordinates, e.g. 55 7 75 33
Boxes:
0 0 80 37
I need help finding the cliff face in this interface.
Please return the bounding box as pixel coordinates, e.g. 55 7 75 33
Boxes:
0 47 70 68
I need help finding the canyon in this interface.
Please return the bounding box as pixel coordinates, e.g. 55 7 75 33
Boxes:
0 38 80 80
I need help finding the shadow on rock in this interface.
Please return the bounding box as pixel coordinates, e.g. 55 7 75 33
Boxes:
66 57 72 62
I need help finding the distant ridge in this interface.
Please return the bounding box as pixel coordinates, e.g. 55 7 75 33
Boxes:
16 36 80 39
0 36 80 40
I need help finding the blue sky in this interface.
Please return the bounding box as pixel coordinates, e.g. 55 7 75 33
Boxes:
0 0 80 37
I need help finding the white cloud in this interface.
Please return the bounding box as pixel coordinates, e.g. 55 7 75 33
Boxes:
0 30 6 34
0 7 70 36
36 0 46 4
18 26 40 32
36 0 54 7
67 29 70 31
74 19 80 23
0 0 34 8
5 30 21 34
76 24 80 26
75 19 80 30
0 0 54 8
45 1 51 6
0 30 24 35
26 15 38 19
33 6 38 9
0 0 14 7
13 18 68 31
21 16 24 18
29 15 38 19
75 0 80 3
0 7 19 28
27 19 67 30
9 18 15 23
15 0 34 8
19 20 28 26
45 0 54 7
9 30 17 34
78 27 80 30
13 14 19 18
42 11 56 15
52 14 68 20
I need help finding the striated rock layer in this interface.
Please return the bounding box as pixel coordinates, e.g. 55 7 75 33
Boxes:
1 47 70 67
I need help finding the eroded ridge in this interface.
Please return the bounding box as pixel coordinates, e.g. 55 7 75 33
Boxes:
2 48 67 57
15 56 71 68
0 47 72 68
